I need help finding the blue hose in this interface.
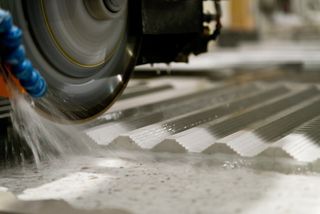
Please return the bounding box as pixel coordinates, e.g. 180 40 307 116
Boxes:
0 9 47 98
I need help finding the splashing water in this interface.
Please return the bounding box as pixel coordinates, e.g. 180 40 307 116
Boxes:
5 77 100 166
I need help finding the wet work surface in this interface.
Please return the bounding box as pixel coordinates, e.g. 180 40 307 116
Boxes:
2 152 320 214
2 77 320 214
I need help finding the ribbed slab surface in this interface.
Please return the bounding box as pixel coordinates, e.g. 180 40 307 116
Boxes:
86 84 262 144
86 81 320 162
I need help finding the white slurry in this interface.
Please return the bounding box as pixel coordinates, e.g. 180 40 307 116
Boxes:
1 152 320 214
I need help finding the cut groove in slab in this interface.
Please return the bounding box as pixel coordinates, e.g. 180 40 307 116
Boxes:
203 143 237 155
108 136 142 151
152 140 187 153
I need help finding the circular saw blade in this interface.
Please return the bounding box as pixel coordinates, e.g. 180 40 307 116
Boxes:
0 0 140 122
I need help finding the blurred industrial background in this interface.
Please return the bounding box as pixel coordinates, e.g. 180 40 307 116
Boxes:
136 0 320 73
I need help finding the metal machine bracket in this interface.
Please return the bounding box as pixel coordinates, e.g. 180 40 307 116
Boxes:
137 0 222 64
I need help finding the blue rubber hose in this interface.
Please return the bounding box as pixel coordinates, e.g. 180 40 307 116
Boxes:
0 9 47 98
